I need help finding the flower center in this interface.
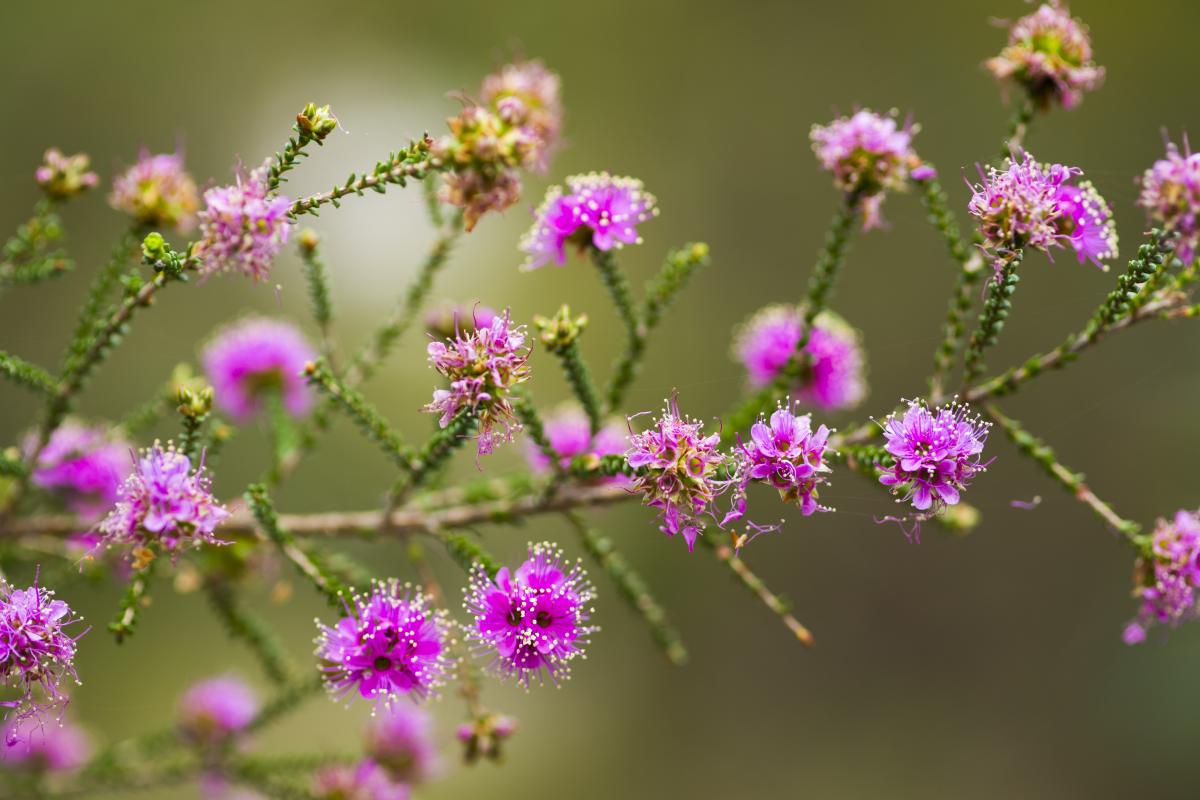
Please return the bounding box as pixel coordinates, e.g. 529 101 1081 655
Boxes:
373 655 392 671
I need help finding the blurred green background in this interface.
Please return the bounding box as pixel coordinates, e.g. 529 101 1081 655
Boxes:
3 0 1200 797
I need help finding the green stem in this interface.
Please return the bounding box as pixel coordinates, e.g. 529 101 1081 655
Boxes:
288 142 436 218
565 510 687 665
391 410 478 501
700 535 814 646
722 194 858 442
961 251 1022 387
62 228 142 376
109 563 154 644
205 580 295 685
555 339 604 434
1000 98 1035 161
246 484 347 608
298 232 335 359
303 359 414 472
606 242 710 412
0 350 56 395
984 403 1142 544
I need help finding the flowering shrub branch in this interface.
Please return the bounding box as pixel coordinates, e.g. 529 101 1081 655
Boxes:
0 5 1198 796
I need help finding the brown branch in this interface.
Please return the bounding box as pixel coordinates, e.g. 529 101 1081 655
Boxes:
0 482 632 540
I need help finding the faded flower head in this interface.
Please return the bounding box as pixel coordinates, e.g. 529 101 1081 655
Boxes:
364 702 440 784
739 404 833 517
524 406 627 480
1137 137 1200 265
732 306 866 411
625 397 736 551
1124 509 1200 645
879 399 991 514
313 759 410 800
178 675 259 745
985 1 1104 111
0 717 89 772
0 575 85 746
424 302 498 340
314 581 453 708
968 150 1116 269
108 150 199 232
464 543 596 687
520 173 658 270
196 161 292 281
97 442 230 561
480 59 563 171
810 109 927 230
202 317 317 423
26 421 129 519
423 309 532 455
35 149 99 200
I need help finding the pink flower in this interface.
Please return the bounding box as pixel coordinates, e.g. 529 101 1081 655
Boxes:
108 149 199 232
985 2 1104 111
202 317 317 423
196 162 291 281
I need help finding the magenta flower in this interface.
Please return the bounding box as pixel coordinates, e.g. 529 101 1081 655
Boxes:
524 406 627 480
985 1 1104 111
178 675 258 745
315 581 453 708
196 161 291 281
732 306 866 411
810 109 926 230
97 442 230 561
1137 137 1200 265
625 398 737 552
313 759 410 800
35 149 99 200
25 421 129 519
364 704 440 784
423 309 532 455
201 317 317 423
481 59 563 172
0 575 86 746
464 543 596 687
519 173 658 270
108 149 200 232
969 150 1117 270
0 717 89 772
878 400 991 514
1054 180 1118 268
1124 509 1200 644
739 405 833 517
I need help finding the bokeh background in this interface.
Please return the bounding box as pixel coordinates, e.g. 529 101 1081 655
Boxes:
3 0 1200 797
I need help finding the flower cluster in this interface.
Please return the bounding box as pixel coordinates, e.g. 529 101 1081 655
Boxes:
1137 137 1200 265
423 309 532 455
738 405 833 517
625 398 734 551
456 713 517 764
967 150 1116 269
519 172 658 270
464 544 595 687
1123 510 1200 645
35 148 99 200
0 577 85 745
364 705 440 785
732 306 866 411
26 421 129 519
108 150 200 232
433 61 563 230
0 717 89 772
315 582 453 707
810 109 928 229
201 317 317 423
313 759 410 800
97 442 230 562
878 400 991 515
480 59 563 171
524 406 627 480
178 675 259 746
985 1 1104 111
195 161 292 281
